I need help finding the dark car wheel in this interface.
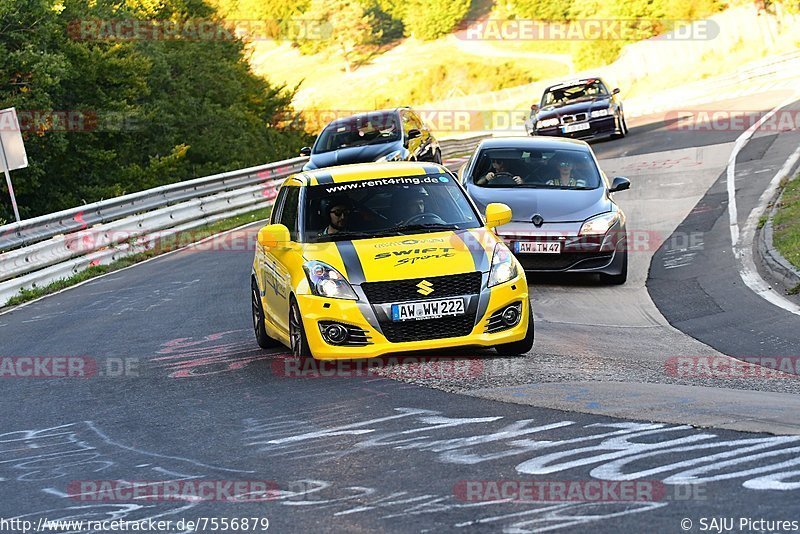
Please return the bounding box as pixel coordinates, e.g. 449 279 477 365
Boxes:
252 279 279 349
614 112 627 138
599 250 628 285
289 296 313 358
433 149 442 164
495 301 535 356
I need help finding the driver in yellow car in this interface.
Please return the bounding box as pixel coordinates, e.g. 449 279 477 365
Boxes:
391 187 427 223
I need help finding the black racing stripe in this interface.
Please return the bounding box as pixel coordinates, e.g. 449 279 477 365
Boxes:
453 230 490 272
422 164 442 175
335 241 366 284
314 173 334 185
474 275 491 328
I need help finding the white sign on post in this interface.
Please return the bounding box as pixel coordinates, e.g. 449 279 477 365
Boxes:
0 107 28 223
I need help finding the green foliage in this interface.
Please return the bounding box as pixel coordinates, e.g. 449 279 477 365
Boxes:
295 0 384 72
402 0 471 40
773 173 800 270
507 0 573 20
366 59 534 108
0 0 310 221
567 0 725 69
210 0 309 21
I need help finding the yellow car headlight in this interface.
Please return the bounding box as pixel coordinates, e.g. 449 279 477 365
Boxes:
488 243 518 287
303 261 358 300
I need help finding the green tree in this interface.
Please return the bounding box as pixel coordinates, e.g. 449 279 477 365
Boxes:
402 0 471 40
508 0 574 20
297 0 383 72
0 0 309 221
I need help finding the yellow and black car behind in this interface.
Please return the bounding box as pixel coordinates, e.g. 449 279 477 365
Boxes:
251 161 534 360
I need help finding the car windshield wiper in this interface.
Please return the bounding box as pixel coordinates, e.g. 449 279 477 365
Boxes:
384 223 461 234
315 230 389 242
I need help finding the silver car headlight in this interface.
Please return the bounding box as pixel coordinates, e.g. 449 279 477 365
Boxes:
303 261 358 300
536 118 560 129
488 243 518 287
590 108 610 118
376 150 403 162
579 212 620 236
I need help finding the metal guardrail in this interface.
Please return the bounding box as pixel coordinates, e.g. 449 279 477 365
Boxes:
440 134 491 159
0 157 309 252
0 135 488 307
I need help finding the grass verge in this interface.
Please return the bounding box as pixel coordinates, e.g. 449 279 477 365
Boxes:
3 207 271 309
772 172 800 272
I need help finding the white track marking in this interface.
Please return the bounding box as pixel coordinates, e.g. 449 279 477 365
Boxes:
726 94 800 315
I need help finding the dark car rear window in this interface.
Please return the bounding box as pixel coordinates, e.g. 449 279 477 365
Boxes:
314 112 401 153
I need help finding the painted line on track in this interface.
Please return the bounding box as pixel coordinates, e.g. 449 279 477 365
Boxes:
726 93 800 316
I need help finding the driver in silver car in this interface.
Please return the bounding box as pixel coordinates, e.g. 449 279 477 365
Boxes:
475 157 523 185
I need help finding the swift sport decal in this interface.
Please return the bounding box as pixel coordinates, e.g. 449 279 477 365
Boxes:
374 247 456 266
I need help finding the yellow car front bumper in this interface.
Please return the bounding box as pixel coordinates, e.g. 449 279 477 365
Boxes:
296 276 530 360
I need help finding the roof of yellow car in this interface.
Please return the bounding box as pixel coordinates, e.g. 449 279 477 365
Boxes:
298 161 448 186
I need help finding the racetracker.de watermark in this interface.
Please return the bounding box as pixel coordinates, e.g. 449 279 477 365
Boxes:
665 356 800 379
0 357 138 378
68 19 332 41
271 355 485 379
454 19 719 41
0 110 141 133
68 480 279 502
277 109 532 134
59 227 703 256
665 110 800 132
453 479 707 502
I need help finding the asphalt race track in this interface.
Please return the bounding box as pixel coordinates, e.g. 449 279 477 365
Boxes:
2 90 800 533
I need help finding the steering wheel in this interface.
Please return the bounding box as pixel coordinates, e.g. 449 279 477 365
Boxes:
489 171 519 184
402 212 447 226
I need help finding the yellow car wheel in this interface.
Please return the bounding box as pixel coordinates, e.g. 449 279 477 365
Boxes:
252 280 279 349
289 297 312 358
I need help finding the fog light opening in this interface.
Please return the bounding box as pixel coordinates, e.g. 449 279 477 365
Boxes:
321 323 349 344
501 304 521 326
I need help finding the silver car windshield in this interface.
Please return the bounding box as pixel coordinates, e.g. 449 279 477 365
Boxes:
472 148 602 189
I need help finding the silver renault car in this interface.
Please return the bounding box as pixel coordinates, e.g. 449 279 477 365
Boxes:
459 137 630 284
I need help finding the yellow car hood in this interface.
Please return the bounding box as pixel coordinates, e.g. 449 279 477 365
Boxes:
302 229 498 284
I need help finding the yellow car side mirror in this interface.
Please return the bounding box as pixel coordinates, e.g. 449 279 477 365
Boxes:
257 224 291 249
485 203 512 229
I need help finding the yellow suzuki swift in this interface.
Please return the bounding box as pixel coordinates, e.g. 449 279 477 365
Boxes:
250 161 534 360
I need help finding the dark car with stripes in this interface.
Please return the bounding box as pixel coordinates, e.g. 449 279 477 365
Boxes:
524 78 628 140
